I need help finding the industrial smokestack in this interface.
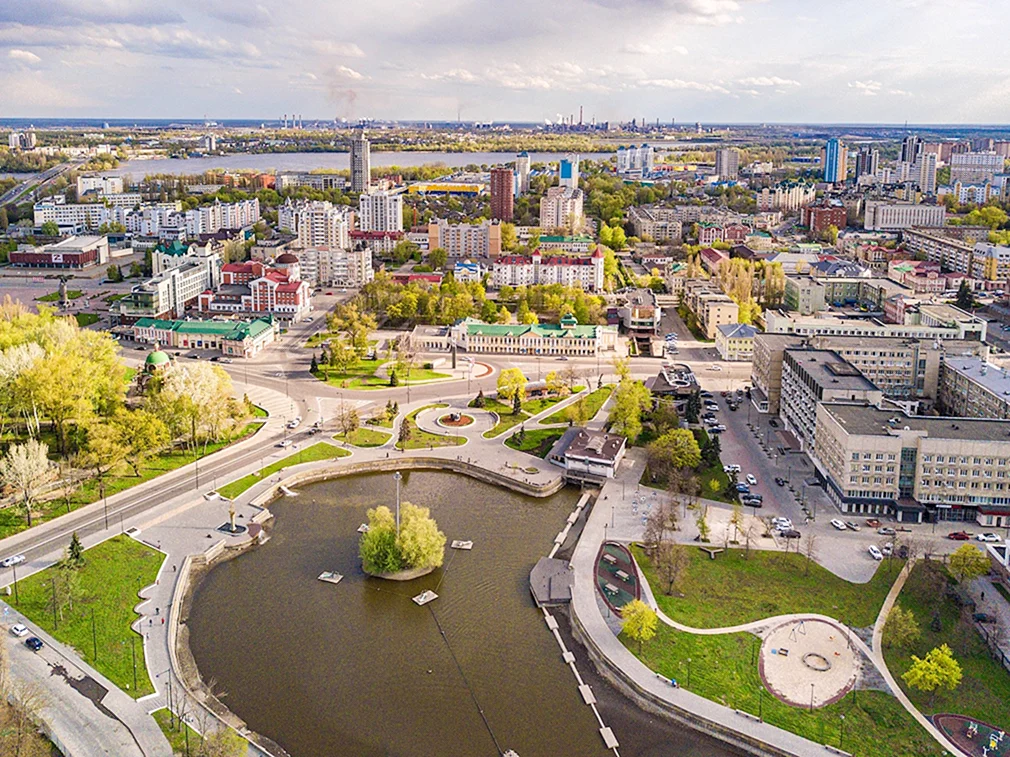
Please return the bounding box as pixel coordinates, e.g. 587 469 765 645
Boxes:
579 105 583 125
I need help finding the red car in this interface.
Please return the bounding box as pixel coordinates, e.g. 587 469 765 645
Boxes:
947 531 972 541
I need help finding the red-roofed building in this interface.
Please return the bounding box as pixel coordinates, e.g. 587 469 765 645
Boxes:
390 272 444 285
197 259 310 321
699 247 729 274
722 223 750 243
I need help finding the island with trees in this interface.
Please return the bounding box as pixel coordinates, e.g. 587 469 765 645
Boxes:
359 502 446 580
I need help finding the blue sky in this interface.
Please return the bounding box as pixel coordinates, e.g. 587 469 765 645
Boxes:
0 0 1004 122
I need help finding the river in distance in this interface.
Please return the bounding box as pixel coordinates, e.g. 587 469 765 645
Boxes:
186 471 742 757
106 151 574 178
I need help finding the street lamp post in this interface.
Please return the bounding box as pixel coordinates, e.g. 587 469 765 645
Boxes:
809 682 814 711
686 658 692 688
11 562 18 605
839 714 845 749
393 471 402 534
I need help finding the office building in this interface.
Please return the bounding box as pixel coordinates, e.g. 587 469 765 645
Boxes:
515 152 531 194
716 323 757 361
358 191 403 233
132 316 277 358
277 199 352 250
492 248 605 291
451 314 618 357
950 152 1003 184
275 172 346 192
863 201 945 231
938 358 1010 420
114 257 221 322
197 259 311 322
490 167 515 221
294 247 374 288
539 186 584 232
854 147 879 181
350 129 371 193
715 148 739 181
559 154 580 190
8 235 110 269
428 220 502 258
822 138 847 183
77 175 124 196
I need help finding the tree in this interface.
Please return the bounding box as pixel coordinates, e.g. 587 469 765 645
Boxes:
40 220 59 237
730 502 744 544
359 503 445 573
654 541 690 596
610 379 651 441
948 543 990 583
154 362 237 453
428 247 448 271
647 429 701 480
67 532 85 568
955 280 974 311
566 396 589 426
310 354 318 374
802 531 818 575
0 440 56 527
696 505 710 542
512 391 522 416
337 404 360 438
113 408 169 476
199 728 247 757
497 367 527 406
684 391 701 424
473 389 486 408
389 368 399 387
622 599 658 653
544 370 565 397
884 605 921 649
106 265 123 283
398 416 411 447
77 422 127 499
501 222 517 250
902 644 962 704
644 498 680 546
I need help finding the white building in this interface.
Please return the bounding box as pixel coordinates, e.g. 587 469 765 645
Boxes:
427 219 501 258
616 144 655 176
950 152 1004 184
863 201 945 231
453 259 485 283
77 175 124 196
539 186 584 232
757 183 817 212
559 154 580 190
715 148 739 180
515 152 531 194
358 191 403 232
492 248 604 291
277 199 352 250
294 246 374 288
919 152 938 195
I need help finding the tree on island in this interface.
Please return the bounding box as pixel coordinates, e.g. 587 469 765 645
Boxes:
359 503 446 574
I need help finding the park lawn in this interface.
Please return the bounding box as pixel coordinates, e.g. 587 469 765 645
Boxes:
217 442 350 500
693 427 734 503
521 394 567 416
401 368 452 383
103 293 126 303
396 404 466 451
15 535 161 698
251 404 268 418
334 427 391 447
367 416 394 429
0 421 264 541
153 708 201 755
37 289 84 301
883 561 1010 732
624 624 943 757
633 545 900 629
75 313 99 327
542 386 613 424
504 428 564 458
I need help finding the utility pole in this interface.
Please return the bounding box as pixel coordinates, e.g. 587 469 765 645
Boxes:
393 471 402 534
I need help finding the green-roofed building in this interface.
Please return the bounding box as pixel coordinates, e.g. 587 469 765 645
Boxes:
132 316 278 358
448 316 619 357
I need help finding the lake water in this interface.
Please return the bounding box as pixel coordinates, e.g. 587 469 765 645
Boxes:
186 471 741 757
106 151 577 177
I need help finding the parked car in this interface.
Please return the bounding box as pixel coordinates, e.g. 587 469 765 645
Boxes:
736 483 750 493
277 440 292 448
881 542 893 557
24 637 43 651
772 517 792 529
877 527 896 536
830 519 848 531
977 532 1001 542
9 624 28 637
746 474 757 486
868 545 883 561
865 518 881 528
973 613 996 623
1 555 25 568
720 391 729 397
723 464 741 473
780 529 802 539
769 419 779 428
709 365 722 371
742 498 763 508
845 521 861 531
203 491 219 501
710 427 724 434
774 477 787 487
947 531 972 541
220 358 233 364
700 391 714 398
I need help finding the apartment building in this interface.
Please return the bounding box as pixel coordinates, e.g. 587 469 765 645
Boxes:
492 248 604 291
490 166 515 221
863 201 945 231
682 280 740 340
295 246 374 288
970 243 1010 286
950 152 1003 184
750 334 802 413
902 229 975 277
938 358 1010 420
714 148 739 180
358 191 403 233
427 220 502 258
815 403 1010 523
616 144 655 176
277 199 352 250
540 186 585 232
802 199 847 233
756 182 817 212
780 349 883 452
716 323 757 361
628 206 683 242
77 175 124 196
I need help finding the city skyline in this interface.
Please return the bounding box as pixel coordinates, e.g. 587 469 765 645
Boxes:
2 0 1009 123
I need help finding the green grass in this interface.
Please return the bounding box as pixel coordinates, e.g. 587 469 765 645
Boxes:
505 428 564 458
624 624 943 757
75 313 99 327
0 421 263 541
334 427 392 447
367 415 395 429
217 442 350 500
633 545 900 629
395 404 466 451
476 394 569 439
693 427 733 503
36 289 84 301
251 404 268 418
153 708 201 756
14 535 161 698
541 386 613 424
103 293 126 303
884 561 1010 732
124 367 137 383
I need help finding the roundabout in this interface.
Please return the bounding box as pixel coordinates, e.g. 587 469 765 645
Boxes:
759 618 859 708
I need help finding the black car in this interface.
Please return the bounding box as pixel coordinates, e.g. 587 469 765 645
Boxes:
769 419 779 428
973 613 996 623
25 637 43 651
774 477 787 486
700 391 714 398
780 529 801 539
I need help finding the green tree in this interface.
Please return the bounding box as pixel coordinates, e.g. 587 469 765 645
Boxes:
501 222 517 250
955 280 974 311
497 367 527 406
902 644 962 704
610 379 651 441
428 247 448 271
473 389 486 408
67 532 85 568
609 225 627 250
684 391 701 424
397 414 411 445
106 265 123 283
884 605 921 649
647 429 701 479
948 543 990 583
696 505 711 542
398 502 447 570
359 506 403 573
40 220 59 236
113 408 169 476
622 599 658 653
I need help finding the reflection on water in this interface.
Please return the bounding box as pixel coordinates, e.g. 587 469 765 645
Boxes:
187 472 740 757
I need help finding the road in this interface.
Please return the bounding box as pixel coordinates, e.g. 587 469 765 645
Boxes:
0 160 79 206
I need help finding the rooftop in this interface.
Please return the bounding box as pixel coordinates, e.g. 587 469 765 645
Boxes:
944 358 1010 398
784 349 880 392
466 321 602 339
823 403 1010 443
560 428 626 463
717 323 759 339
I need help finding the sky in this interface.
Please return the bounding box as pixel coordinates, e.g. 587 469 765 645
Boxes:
0 0 1007 123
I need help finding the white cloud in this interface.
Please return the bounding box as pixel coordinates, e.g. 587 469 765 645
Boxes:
8 49 41 64
738 76 800 87
848 79 883 95
639 78 729 94
619 42 656 55
311 40 365 57
333 65 363 80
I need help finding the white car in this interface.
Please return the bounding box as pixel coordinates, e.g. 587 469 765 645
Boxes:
277 440 293 448
1 555 25 568
977 532 1001 542
9 624 28 637
713 425 727 432
773 519 794 531
203 491 219 501
881 542 893 556
723 464 742 473
830 519 848 531
868 545 883 561
746 474 757 486
709 365 723 371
